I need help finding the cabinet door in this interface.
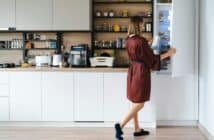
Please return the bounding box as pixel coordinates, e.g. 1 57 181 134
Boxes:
0 85 9 97
0 72 9 97
10 72 42 121
42 72 74 121
53 0 91 30
0 98 9 121
171 0 195 76
103 73 129 122
0 0 15 30
0 72 9 84
16 0 52 30
74 72 103 122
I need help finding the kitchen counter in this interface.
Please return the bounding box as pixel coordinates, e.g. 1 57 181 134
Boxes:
0 67 128 72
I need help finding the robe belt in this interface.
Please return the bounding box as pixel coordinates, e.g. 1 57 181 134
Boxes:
131 60 148 69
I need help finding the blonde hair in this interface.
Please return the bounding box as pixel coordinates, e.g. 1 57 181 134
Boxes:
128 16 143 36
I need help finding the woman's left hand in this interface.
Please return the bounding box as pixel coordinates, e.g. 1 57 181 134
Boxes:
148 39 153 46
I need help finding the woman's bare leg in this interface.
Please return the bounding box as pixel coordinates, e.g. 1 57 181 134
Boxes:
133 112 141 132
120 103 144 129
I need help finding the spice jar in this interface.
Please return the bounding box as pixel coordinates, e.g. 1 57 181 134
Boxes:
108 24 113 32
109 10 115 17
122 9 129 17
103 22 108 31
103 11 108 17
95 11 102 17
113 24 121 32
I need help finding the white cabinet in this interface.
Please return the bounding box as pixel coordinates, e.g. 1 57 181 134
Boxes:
0 72 9 84
74 72 103 122
10 72 42 121
0 0 15 30
53 0 91 30
0 72 9 97
16 0 52 30
42 72 74 121
0 98 9 121
0 85 9 97
103 73 129 122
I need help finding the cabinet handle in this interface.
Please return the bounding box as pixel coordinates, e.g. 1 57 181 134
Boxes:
8 27 16 31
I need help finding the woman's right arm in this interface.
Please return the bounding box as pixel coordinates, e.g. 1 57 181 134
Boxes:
160 48 176 60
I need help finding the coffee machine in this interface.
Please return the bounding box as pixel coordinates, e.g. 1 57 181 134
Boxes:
69 44 89 67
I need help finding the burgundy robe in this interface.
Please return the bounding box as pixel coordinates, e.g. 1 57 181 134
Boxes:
126 35 161 103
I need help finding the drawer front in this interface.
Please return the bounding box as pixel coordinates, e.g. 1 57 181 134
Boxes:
0 85 9 97
0 98 9 121
0 72 9 84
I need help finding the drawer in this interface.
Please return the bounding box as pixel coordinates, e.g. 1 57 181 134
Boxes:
0 85 9 97
0 72 9 84
0 98 9 121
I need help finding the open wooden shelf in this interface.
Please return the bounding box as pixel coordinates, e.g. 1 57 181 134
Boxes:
94 31 152 33
94 16 152 19
94 47 126 50
25 40 58 42
24 48 57 50
0 48 23 50
93 1 153 4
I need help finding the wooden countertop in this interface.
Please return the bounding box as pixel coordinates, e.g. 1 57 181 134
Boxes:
0 67 128 72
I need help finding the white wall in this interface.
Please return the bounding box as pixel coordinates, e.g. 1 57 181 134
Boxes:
199 0 214 137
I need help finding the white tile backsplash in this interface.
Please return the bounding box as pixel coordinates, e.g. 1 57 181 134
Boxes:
0 51 22 64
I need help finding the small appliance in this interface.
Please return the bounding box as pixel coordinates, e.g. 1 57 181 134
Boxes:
69 44 89 67
52 54 62 67
35 56 51 67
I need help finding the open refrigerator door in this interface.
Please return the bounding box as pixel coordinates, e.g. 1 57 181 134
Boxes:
153 0 173 74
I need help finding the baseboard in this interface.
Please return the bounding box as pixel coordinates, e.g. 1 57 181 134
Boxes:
157 120 198 126
0 121 156 128
198 123 214 140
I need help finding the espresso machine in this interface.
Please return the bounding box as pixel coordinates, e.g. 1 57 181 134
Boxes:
69 44 89 67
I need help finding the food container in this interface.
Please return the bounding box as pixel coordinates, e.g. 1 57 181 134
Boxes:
113 24 121 32
95 25 102 31
95 11 102 17
122 9 129 17
103 11 108 17
109 10 115 17
103 23 108 31
121 25 128 32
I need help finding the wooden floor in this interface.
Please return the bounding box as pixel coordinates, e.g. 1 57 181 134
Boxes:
0 127 207 140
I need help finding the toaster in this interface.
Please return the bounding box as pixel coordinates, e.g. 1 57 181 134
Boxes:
35 56 51 67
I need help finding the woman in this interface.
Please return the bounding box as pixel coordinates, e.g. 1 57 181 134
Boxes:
114 16 176 140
